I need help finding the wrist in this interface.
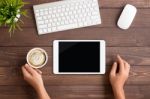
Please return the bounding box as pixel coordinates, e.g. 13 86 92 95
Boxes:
35 85 51 99
35 84 45 93
112 87 125 99
112 85 124 91
113 87 124 93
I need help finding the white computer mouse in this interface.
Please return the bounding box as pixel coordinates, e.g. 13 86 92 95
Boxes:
117 4 137 30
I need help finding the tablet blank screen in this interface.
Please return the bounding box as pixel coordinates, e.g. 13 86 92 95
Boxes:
59 42 100 72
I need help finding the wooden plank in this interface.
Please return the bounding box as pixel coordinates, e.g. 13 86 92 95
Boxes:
1 28 150 47
0 95 33 99
100 0 149 8
0 66 149 85
0 85 149 99
1 47 150 66
23 0 150 8
20 9 150 28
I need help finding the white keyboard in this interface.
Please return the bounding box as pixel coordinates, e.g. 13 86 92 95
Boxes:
33 0 101 35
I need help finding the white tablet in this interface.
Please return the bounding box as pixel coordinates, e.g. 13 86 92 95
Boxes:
53 40 106 74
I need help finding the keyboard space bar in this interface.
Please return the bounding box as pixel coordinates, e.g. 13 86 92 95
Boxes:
57 23 78 31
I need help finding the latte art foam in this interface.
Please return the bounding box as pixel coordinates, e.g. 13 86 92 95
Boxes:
27 48 48 68
28 50 46 66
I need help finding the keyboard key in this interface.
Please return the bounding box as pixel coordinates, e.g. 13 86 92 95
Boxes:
52 23 56 27
38 21 44 25
78 23 84 27
37 17 42 20
48 28 51 32
40 12 44 15
39 25 47 28
48 24 51 27
44 11 48 15
57 23 78 31
43 16 47 20
45 20 49 23
48 15 51 19
43 29 47 33
49 19 52 23
52 27 57 32
35 10 39 13
36 13 40 16
39 29 43 34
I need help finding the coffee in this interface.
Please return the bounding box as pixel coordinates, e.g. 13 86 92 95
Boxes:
27 48 48 68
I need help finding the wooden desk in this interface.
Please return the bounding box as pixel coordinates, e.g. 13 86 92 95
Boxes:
0 0 150 99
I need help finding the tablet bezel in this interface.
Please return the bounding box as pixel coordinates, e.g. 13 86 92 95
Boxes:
53 40 105 74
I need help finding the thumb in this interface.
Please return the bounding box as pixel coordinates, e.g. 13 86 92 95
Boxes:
110 62 117 76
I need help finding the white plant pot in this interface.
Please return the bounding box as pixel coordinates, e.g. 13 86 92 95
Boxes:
14 10 21 22
14 14 20 22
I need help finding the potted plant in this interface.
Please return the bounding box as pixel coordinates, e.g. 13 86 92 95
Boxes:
0 0 28 37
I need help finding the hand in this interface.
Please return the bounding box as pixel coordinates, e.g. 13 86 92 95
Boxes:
110 55 130 90
22 64 44 91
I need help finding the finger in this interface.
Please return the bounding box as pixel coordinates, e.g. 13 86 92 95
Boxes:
24 64 37 75
110 62 117 76
35 68 42 75
117 55 124 72
122 58 128 68
22 66 31 78
124 61 131 70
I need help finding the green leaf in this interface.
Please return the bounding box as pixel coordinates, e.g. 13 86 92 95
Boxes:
18 19 24 24
16 24 22 31
0 22 3 26
6 18 12 24
20 10 28 17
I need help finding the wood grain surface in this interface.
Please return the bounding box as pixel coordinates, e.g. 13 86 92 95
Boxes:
0 0 150 99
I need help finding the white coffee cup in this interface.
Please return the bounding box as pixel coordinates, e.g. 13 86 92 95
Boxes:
26 48 48 68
